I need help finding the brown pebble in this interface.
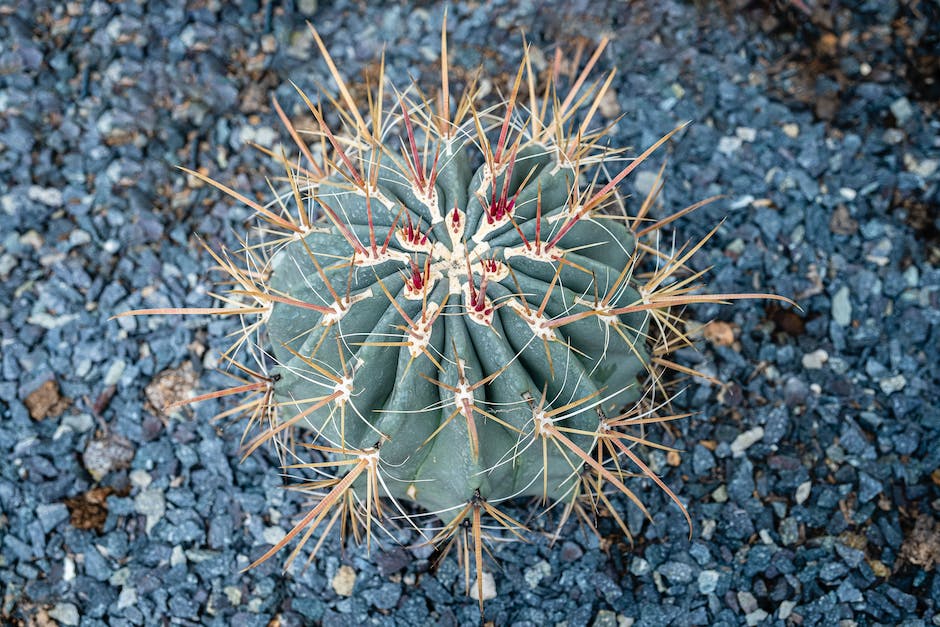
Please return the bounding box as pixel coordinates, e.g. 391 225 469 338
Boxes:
24 379 70 420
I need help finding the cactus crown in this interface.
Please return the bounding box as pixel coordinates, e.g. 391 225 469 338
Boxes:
118 18 792 610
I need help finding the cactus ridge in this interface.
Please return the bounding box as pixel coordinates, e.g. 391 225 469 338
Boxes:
117 18 795 610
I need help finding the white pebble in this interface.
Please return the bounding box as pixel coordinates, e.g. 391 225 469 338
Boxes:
717 136 742 155
731 427 764 457
134 488 166 533
130 469 152 489
117 586 138 610
49 603 79 626
28 185 64 207
890 96 914 124
879 375 906 395
263 526 287 546
104 359 126 386
735 127 757 142
698 569 719 594
795 481 812 505
712 485 728 503
633 171 661 200
63 556 76 581
170 545 186 566
831 286 852 327
474 571 497 602
802 349 829 370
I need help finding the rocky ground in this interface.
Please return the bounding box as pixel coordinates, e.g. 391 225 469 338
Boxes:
1 0 938 625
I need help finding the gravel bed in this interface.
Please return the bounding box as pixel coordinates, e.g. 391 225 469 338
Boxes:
1 1 938 625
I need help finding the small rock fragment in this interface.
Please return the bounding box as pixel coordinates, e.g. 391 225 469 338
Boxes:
64 487 113 531
795 481 812 505
524 560 551 588
134 488 166 533
829 205 858 235
145 361 197 415
890 97 914 124
473 571 497 602
332 565 356 596
24 379 69 420
263 526 287 546
698 569 719 594
879 375 906 395
731 427 764 457
103 359 126 386
737 590 758 613
703 320 736 347
898 514 940 571
802 349 828 370
83 433 135 481
117 586 138 610
49 603 80 626
735 127 756 142
593 610 618 627
717 136 742 155
831 286 852 326
782 123 799 138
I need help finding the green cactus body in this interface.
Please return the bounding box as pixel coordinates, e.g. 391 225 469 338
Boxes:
116 23 788 602
267 138 650 518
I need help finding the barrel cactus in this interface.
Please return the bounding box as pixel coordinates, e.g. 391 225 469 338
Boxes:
119 20 791 608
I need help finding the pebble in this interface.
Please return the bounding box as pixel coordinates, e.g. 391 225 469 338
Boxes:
331 565 356 596
117 586 138 610
831 286 852 326
717 136 742 155
711 485 728 503
795 481 812 505
130 469 152 489
903 152 938 178
49 603 80 626
27 185 64 207
731 427 764 457
593 609 617 627
35 502 70 533
524 560 551 588
134 488 166 533
474 571 497 602
879 375 906 395
698 570 719 594
83 435 135 481
858 472 883 503
103 359 127 386
735 127 757 142
889 97 914 124
633 170 661 200
802 349 828 370
658 561 694 584
262 526 286 546
630 557 651 576
738 590 758 613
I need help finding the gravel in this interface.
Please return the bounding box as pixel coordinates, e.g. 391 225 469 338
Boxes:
2 0 939 625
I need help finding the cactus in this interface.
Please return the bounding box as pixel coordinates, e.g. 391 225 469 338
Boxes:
118 19 792 609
